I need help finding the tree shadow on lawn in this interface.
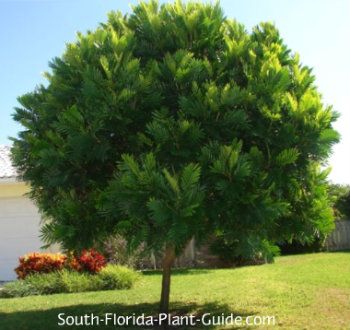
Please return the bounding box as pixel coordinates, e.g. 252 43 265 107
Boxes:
142 269 210 276
0 300 255 330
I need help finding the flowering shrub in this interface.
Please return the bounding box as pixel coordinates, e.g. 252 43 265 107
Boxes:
71 249 107 274
66 253 82 272
15 253 67 279
15 249 106 279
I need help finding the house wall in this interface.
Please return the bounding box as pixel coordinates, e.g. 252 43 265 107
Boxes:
0 182 56 281
0 181 30 198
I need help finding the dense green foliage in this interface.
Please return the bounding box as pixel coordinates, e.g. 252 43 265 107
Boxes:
12 1 338 259
0 265 139 298
98 264 140 290
328 184 350 219
278 183 350 255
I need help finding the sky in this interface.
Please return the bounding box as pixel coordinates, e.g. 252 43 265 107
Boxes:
0 0 349 184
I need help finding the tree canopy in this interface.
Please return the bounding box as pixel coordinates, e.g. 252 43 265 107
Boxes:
12 0 339 312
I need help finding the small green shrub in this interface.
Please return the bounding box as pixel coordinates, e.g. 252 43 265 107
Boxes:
0 281 35 298
0 272 63 298
60 270 100 293
25 272 64 295
0 265 139 298
210 236 280 266
97 265 139 290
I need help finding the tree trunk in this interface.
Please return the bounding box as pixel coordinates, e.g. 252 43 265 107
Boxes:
159 244 176 314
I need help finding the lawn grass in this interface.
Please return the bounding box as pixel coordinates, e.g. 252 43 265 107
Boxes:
0 252 349 329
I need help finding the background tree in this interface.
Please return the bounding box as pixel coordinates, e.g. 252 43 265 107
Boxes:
12 0 339 313
328 184 350 220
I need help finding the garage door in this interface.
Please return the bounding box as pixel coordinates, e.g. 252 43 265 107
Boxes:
0 197 44 281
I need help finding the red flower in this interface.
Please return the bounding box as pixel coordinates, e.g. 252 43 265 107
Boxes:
14 249 106 279
75 249 106 274
15 252 67 279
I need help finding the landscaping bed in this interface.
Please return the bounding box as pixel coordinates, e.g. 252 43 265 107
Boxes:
0 265 139 298
0 250 139 298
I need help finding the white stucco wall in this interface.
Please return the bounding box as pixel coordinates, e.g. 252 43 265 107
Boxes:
0 180 62 281
0 195 45 281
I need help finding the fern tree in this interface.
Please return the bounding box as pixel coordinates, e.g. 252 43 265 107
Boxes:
12 1 339 312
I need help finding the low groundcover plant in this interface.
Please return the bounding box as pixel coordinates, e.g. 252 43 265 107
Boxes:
0 265 139 298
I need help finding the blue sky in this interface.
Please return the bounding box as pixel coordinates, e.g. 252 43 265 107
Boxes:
0 0 349 183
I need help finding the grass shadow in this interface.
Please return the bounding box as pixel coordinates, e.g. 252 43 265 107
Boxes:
0 300 254 330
